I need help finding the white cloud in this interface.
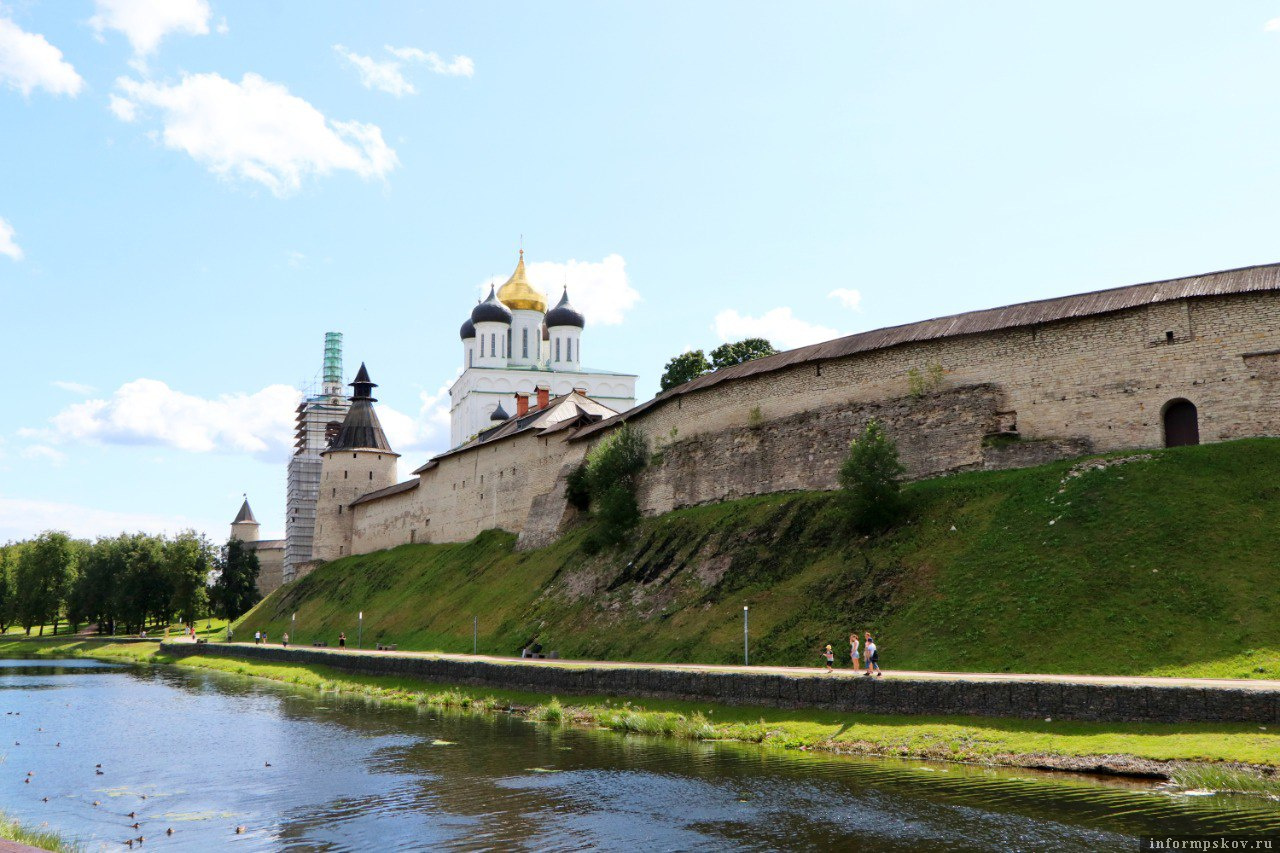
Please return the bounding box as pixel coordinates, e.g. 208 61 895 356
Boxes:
828 288 863 311
377 372 457 456
0 495 216 542
111 72 398 197
384 45 474 77
481 254 639 326
108 93 137 121
286 250 306 268
335 45 474 97
39 378 302 461
713 307 839 350
1266 17 1280 32
21 445 66 465
0 217 22 261
0 17 83 97
89 0 211 56
334 45 415 97
52 380 96 394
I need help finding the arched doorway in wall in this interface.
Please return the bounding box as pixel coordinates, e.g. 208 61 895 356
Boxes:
1162 399 1200 447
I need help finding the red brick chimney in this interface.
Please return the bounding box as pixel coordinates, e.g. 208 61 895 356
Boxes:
572 387 587 397
536 386 549 409
515 392 529 417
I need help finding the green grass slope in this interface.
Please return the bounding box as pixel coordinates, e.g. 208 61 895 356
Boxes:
237 439 1280 679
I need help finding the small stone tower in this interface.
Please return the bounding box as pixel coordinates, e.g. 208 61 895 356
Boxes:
311 363 399 562
230 497 260 543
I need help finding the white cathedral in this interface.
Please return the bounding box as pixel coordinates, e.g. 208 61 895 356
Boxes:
450 250 638 446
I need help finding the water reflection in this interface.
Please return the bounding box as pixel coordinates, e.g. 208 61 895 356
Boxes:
0 659 1275 851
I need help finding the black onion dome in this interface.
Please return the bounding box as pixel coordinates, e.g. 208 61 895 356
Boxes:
545 288 585 329
471 285 512 325
490 401 510 421
459 317 476 340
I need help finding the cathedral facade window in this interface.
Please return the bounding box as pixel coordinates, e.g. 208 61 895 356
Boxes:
556 338 561 362
522 327 529 358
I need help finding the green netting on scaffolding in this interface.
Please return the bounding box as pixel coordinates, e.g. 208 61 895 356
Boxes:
324 332 343 384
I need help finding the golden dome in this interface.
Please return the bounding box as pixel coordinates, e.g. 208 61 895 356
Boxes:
496 250 547 313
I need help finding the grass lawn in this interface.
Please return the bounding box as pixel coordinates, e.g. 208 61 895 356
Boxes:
233 439 1280 681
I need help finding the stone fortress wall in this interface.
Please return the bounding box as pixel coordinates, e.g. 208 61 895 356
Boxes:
323 267 1280 560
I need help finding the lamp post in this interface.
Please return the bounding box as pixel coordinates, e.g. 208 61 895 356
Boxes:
743 605 750 666
473 615 478 655
358 611 363 650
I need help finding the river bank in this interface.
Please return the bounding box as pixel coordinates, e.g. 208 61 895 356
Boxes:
3 638 1278 794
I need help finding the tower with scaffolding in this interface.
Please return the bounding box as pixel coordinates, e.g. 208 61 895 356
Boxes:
283 332 351 583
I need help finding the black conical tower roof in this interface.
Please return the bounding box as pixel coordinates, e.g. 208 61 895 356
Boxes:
329 363 393 452
233 498 256 524
490 401 510 421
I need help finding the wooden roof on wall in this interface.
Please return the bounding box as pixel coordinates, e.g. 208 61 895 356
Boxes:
574 261 1280 441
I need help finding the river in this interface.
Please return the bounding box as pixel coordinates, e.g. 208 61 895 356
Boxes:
0 658 1277 851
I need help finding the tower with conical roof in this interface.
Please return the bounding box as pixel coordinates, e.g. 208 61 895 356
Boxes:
284 332 352 583
449 249 638 447
230 497 260 543
311 363 400 562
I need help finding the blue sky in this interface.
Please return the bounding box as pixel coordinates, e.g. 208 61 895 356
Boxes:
4 1 1280 542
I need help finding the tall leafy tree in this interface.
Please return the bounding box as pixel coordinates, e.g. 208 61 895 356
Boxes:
166 531 214 625
709 337 777 369
659 349 711 391
838 419 907 534
15 532 77 636
117 534 168 633
212 538 260 620
0 545 17 633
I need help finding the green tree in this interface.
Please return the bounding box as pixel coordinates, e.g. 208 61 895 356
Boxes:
838 419 907 534
0 545 17 633
74 535 127 635
15 532 77 636
166 531 214 625
709 337 777 369
565 463 592 511
117 534 167 633
659 349 711 391
582 423 650 548
212 538 261 620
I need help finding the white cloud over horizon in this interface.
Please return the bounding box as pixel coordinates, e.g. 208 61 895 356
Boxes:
111 72 399 197
0 217 22 260
713 307 840 350
38 378 302 461
90 0 211 57
21 445 66 465
1266 17 1280 32
0 17 83 98
0 494 220 543
828 287 863 311
334 44 474 97
376 372 458 457
480 254 639 326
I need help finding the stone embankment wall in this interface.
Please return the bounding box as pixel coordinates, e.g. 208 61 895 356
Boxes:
165 643 1280 726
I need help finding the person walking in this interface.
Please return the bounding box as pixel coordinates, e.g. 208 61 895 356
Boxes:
821 644 835 672
282 632 289 648
338 632 346 649
254 630 261 645
849 633 860 669
865 635 882 677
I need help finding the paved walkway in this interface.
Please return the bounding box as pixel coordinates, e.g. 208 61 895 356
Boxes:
200 641 1280 693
